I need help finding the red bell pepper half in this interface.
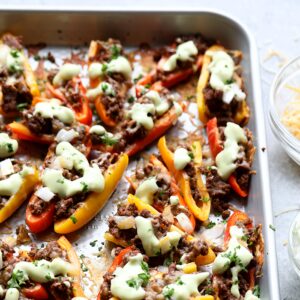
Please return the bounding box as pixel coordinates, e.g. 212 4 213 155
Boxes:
206 117 248 198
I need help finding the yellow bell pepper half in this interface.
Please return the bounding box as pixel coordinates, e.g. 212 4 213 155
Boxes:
0 167 39 223
196 44 249 125
57 236 86 298
54 153 129 234
158 136 211 222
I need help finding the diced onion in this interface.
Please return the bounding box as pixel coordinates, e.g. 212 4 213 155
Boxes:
114 216 136 230
34 187 55 202
0 159 15 177
162 205 174 223
201 223 225 242
176 213 193 233
55 129 79 142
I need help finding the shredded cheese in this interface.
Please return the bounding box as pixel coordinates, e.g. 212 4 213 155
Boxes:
281 99 300 140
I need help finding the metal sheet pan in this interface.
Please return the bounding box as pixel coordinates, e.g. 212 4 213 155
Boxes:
0 8 279 300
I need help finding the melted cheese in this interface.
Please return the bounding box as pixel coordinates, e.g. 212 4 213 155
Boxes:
163 41 198 72
12 258 72 283
162 272 209 300
173 147 191 170
107 56 132 79
88 62 104 79
34 99 75 125
135 177 159 205
0 165 34 197
145 90 170 116
212 225 253 298
207 51 246 104
42 141 104 198
4 288 19 300
86 82 115 100
129 103 155 130
244 290 260 300
135 216 181 256
216 122 247 180
53 63 81 86
170 195 179 205
0 133 18 158
89 125 107 135
110 253 146 300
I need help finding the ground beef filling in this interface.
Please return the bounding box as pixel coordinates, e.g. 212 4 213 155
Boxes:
203 86 242 126
184 162 202 202
23 107 78 136
90 39 123 64
108 204 171 248
1 79 32 114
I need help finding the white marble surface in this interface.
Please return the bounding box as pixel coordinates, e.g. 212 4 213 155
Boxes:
1 0 299 298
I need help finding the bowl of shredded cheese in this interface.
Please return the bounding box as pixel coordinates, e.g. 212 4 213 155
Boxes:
269 56 300 164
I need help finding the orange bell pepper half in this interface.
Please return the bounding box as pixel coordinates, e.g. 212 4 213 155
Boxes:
158 136 211 222
47 78 92 126
126 104 182 157
224 210 253 245
95 97 117 127
57 236 86 297
7 122 54 144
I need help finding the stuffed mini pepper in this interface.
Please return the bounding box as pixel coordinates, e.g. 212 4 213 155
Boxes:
0 236 86 299
0 33 40 116
197 45 250 126
26 140 128 234
0 132 38 223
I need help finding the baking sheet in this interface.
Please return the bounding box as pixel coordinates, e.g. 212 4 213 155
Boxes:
0 8 279 300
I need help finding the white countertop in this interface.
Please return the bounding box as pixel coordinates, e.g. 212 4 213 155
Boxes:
1 0 298 298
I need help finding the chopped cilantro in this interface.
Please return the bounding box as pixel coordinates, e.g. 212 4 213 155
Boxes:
241 235 248 242
34 54 41 61
56 179 64 184
8 270 26 289
80 181 89 193
80 254 85 259
144 84 151 89
8 63 23 75
225 79 234 84
253 285 260 297
102 63 108 73
163 286 175 299
176 277 184 285
127 96 135 103
133 74 143 83
45 273 52 281
111 44 121 60
70 215 77 224
126 278 138 289
101 133 119 146
81 262 88 272
138 273 150 286
101 83 108 92
188 152 194 159
163 257 172 267
269 224 276 231
206 221 216 229
10 49 20 58
16 102 28 111
141 261 149 273
204 287 214 295
6 143 14 153
202 196 210 203
90 240 98 247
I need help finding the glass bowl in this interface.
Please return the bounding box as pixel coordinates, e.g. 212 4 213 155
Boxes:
288 213 300 278
269 56 300 165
